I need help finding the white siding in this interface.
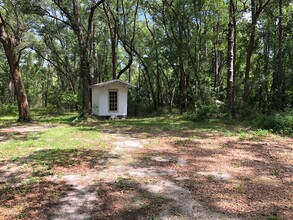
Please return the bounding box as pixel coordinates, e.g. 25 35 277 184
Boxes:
92 82 129 116
92 88 100 115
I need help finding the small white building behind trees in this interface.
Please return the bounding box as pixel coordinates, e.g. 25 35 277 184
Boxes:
90 79 135 118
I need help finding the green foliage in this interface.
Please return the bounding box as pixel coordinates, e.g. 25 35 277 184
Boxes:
0 0 292 119
237 129 271 142
235 184 245 193
74 111 89 122
185 101 227 122
60 92 78 106
114 177 136 190
47 90 78 112
270 169 279 176
0 104 17 115
254 110 293 135
267 214 281 220
195 104 219 121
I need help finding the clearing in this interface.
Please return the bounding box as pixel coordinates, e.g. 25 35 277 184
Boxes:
0 114 292 220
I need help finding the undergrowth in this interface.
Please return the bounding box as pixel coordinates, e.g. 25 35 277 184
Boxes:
251 110 293 135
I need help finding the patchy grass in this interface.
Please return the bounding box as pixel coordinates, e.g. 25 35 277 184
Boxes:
0 110 292 220
103 116 229 133
0 115 16 127
0 125 105 161
0 178 66 219
37 114 77 124
114 177 136 190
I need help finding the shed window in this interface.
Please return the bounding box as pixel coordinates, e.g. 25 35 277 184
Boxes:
109 90 118 112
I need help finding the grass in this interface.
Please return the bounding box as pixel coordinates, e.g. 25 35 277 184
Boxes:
0 111 109 219
0 115 16 126
0 109 291 219
270 169 279 176
153 195 168 206
268 214 281 220
0 125 105 161
115 177 136 190
235 184 245 193
0 109 278 162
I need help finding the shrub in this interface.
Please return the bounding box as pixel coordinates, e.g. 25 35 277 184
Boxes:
195 104 219 121
47 90 78 112
0 104 17 115
183 101 227 122
255 110 293 135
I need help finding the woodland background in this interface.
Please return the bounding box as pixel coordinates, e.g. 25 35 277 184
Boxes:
0 0 292 133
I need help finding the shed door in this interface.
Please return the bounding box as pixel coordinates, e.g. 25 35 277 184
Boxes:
108 89 118 112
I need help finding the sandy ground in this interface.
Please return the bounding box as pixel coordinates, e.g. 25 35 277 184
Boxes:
0 124 292 219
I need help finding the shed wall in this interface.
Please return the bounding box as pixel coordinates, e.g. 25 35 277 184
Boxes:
92 82 129 116
92 88 100 115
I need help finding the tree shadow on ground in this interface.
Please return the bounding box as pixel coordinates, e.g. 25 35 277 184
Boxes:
0 131 42 143
0 178 73 219
0 148 111 219
84 117 238 139
12 148 110 175
0 148 175 220
91 179 172 220
136 136 292 219
0 122 51 144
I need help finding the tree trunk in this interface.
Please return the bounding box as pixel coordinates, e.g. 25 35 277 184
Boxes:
262 28 270 111
111 37 117 79
274 0 285 110
11 62 31 122
73 0 92 113
226 0 236 117
92 25 98 84
0 13 31 122
243 0 271 108
178 20 188 113
103 1 119 79
213 21 220 98
79 48 92 113
8 80 13 103
243 0 255 107
243 23 256 106
145 16 162 109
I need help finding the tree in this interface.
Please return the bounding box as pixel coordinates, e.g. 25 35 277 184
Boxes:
34 0 105 113
271 0 285 111
0 1 31 121
1 0 292 117
243 0 271 107
226 0 236 116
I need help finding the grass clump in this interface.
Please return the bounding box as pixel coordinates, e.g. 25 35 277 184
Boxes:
270 169 279 176
235 184 245 193
114 177 136 190
268 214 281 220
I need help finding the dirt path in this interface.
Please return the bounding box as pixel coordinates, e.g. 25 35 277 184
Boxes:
46 175 97 220
0 124 292 219
41 133 239 220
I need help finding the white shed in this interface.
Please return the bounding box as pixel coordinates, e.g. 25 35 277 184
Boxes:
90 79 135 118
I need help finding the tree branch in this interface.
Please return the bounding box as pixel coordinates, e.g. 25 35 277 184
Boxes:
52 0 77 31
17 46 28 63
86 0 105 46
41 8 73 29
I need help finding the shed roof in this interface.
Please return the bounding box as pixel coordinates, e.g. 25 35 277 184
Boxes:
90 79 135 88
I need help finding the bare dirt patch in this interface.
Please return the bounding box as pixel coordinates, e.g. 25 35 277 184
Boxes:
0 123 292 220
46 174 98 220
